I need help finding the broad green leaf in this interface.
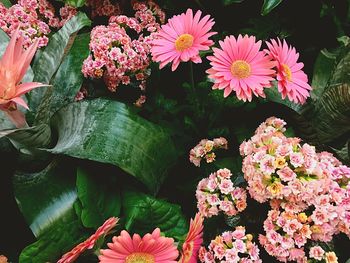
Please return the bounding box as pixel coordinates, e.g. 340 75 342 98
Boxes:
332 140 350 162
313 83 350 143
48 99 177 193
222 0 245 5
19 208 86 263
265 86 302 113
13 159 77 237
34 33 91 124
122 190 188 240
64 0 86 7
261 0 283 16
28 12 91 119
346 258 350 263
0 0 12 8
76 167 121 229
0 124 51 152
311 49 337 100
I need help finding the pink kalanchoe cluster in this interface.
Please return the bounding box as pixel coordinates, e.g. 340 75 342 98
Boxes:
0 0 76 48
259 209 311 262
199 226 261 263
189 137 228 167
309 247 338 263
87 0 121 18
82 1 164 93
196 168 247 218
241 117 350 261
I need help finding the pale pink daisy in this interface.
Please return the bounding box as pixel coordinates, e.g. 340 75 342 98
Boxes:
265 38 312 104
179 213 204 263
98 228 179 263
206 35 275 101
151 9 216 71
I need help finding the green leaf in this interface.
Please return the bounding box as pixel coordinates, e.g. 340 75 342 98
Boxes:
0 124 52 152
34 33 91 124
311 49 337 100
265 85 302 113
13 159 77 237
313 83 350 143
76 167 121 229
332 140 350 162
122 190 188 240
0 0 12 8
64 0 86 7
48 99 177 193
222 0 245 5
261 0 283 16
28 12 91 119
19 209 86 263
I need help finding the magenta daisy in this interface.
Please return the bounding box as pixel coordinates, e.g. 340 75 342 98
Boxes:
265 38 312 104
206 35 276 101
151 9 216 71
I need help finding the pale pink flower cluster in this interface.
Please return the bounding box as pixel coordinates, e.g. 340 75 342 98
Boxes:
82 1 164 92
308 246 338 262
196 168 247 218
199 226 261 263
189 137 228 167
0 0 76 48
241 117 350 261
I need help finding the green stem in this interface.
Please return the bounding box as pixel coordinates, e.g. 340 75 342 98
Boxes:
189 62 200 117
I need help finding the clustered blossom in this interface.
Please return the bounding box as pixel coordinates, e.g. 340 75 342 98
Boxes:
86 0 121 18
82 1 164 94
189 137 228 167
196 168 247 218
240 117 350 262
0 0 76 48
199 226 261 263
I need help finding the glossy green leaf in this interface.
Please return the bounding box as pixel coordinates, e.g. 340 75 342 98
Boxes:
34 33 91 124
222 0 245 5
64 0 86 7
313 83 350 143
261 0 283 16
311 49 337 100
0 0 12 8
13 160 77 237
0 124 51 152
76 167 121 229
122 190 188 240
19 209 85 263
28 12 91 119
48 99 177 193
265 85 302 113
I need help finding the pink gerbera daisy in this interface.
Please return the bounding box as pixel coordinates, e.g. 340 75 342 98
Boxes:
265 38 312 104
151 9 216 71
98 228 179 263
58 217 119 263
179 213 204 263
206 35 276 101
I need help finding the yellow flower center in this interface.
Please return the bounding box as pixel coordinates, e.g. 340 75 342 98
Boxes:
179 241 194 262
0 66 17 100
175 34 194 51
125 253 155 263
230 60 251 79
282 63 292 81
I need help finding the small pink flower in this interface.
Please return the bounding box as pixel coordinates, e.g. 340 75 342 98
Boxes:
309 246 325 260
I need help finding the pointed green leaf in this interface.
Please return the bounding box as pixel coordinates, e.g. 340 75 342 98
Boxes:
122 190 188 240
48 99 177 193
332 140 350 162
0 0 12 7
265 85 302 113
76 167 121 228
28 12 91 119
13 160 77 237
19 209 86 263
34 33 91 124
222 0 245 5
261 0 283 16
64 0 86 7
